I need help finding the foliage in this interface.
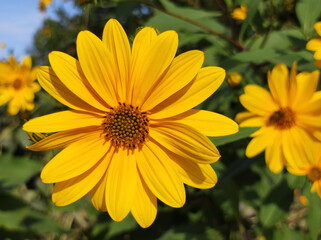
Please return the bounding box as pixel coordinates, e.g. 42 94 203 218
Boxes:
1 0 321 239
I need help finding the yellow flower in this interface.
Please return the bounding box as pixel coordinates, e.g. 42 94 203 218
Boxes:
0 42 6 49
23 19 238 228
306 22 321 68
39 0 53 12
231 5 247 21
236 63 321 173
288 142 321 199
42 27 52 36
226 72 242 87
0 56 40 115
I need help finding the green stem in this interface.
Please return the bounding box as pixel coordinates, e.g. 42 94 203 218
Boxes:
127 0 245 50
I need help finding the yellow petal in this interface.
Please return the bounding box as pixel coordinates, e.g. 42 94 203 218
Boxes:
315 60 321 68
235 111 256 123
158 109 238 137
37 66 102 112
90 171 108 212
49 51 109 111
0 89 13 106
165 149 217 189
40 133 109 183
27 126 99 151
239 116 265 127
296 114 321 128
313 181 321 199
245 127 277 158
106 148 137 222
136 141 185 208
314 22 321 36
77 31 119 106
8 95 21 115
131 30 178 107
282 127 315 170
142 50 204 111
102 19 131 102
239 93 278 117
306 38 321 51
22 56 32 69
314 51 321 60
150 66 225 119
129 27 157 101
291 70 320 109
267 64 289 107
23 110 104 133
131 175 157 228
150 122 220 164
0 62 13 80
52 152 111 206
265 134 285 173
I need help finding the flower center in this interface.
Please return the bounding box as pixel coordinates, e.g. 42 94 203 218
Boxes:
13 78 23 90
308 167 321 182
267 107 295 129
103 103 150 149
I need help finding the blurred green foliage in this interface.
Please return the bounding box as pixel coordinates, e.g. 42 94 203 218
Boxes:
1 0 321 239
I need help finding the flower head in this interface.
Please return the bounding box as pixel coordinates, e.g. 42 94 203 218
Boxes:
0 56 40 115
288 142 321 199
226 72 242 87
236 63 321 173
306 22 321 68
231 5 247 21
39 0 53 12
0 42 6 49
23 19 238 228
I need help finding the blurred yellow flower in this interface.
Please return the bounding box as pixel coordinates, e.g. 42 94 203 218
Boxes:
306 22 321 68
236 63 321 173
226 72 242 87
0 56 40 115
288 142 321 199
0 42 6 49
231 5 247 21
23 19 238 228
39 0 53 12
299 195 308 205
42 27 52 36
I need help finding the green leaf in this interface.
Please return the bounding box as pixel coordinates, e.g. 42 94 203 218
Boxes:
303 182 321 240
231 48 280 63
273 226 307 240
0 154 41 188
145 0 227 37
285 172 306 189
210 127 259 146
296 0 321 37
259 180 293 227
239 0 262 40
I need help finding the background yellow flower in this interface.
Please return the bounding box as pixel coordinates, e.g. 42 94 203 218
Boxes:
236 63 321 173
288 142 321 199
231 5 247 21
306 22 321 68
0 56 40 115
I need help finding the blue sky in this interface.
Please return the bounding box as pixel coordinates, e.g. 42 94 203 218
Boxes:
0 0 80 61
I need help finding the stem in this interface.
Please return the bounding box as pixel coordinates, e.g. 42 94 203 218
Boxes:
132 0 245 50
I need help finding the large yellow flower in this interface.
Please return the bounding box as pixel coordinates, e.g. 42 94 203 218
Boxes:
287 142 321 199
306 21 321 68
236 63 321 173
23 19 238 228
0 56 40 115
